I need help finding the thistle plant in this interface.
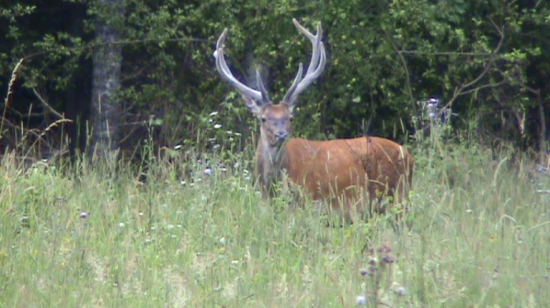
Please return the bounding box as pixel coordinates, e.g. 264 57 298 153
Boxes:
357 244 407 307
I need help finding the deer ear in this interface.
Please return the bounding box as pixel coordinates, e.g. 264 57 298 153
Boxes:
242 95 263 117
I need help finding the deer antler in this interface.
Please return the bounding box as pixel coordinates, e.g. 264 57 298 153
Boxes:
214 19 326 107
214 29 265 104
282 19 327 105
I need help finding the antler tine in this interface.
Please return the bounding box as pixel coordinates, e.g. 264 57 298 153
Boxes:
292 18 322 75
256 70 270 102
291 42 326 99
283 19 326 104
283 63 304 104
214 28 230 76
216 28 228 50
214 29 263 102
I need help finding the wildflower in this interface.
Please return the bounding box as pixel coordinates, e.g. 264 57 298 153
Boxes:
395 287 407 296
382 256 395 264
204 167 212 175
378 244 391 253
80 212 88 219
174 145 182 150
119 223 125 227
368 265 376 275
356 295 367 306
209 111 219 117
428 98 439 106
214 123 222 129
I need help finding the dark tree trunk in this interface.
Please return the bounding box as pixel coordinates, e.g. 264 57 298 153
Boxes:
89 0 123 159
63 1 92 157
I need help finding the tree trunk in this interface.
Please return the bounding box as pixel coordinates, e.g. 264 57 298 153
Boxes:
89 0 123 160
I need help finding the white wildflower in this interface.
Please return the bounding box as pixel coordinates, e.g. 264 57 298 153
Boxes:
356 295 367 306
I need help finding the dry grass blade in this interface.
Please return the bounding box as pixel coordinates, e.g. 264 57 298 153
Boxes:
1 58 25 137
21 118 73 158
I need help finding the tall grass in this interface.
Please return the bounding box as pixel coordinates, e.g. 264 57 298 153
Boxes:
1 138 549 307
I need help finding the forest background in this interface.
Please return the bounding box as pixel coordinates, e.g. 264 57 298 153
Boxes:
1 0 549 160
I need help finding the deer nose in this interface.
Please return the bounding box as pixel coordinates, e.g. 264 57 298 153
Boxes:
275 131 288 142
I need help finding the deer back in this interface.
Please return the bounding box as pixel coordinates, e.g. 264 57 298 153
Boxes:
282 136 414 207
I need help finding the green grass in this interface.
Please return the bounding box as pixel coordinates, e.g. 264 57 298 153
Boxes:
1 141 549 308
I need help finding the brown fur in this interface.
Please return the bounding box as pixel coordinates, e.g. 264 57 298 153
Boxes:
214 20 414 220
254 103 414 219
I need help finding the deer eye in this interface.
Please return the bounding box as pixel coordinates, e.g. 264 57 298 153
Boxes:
289 116 294 121
261 117 267 123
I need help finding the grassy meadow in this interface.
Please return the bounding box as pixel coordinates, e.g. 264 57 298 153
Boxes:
0 139 549 308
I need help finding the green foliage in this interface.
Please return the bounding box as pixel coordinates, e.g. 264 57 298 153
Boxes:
0 0 549 152
1 3 34 16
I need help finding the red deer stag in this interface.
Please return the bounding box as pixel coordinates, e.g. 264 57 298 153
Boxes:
214 19 414 220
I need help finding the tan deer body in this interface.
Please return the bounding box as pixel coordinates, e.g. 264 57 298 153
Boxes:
215 19 414 218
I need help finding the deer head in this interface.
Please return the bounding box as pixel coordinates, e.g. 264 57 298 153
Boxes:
214 19 326 147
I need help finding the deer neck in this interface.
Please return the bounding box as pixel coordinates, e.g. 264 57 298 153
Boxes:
255 136 287 191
